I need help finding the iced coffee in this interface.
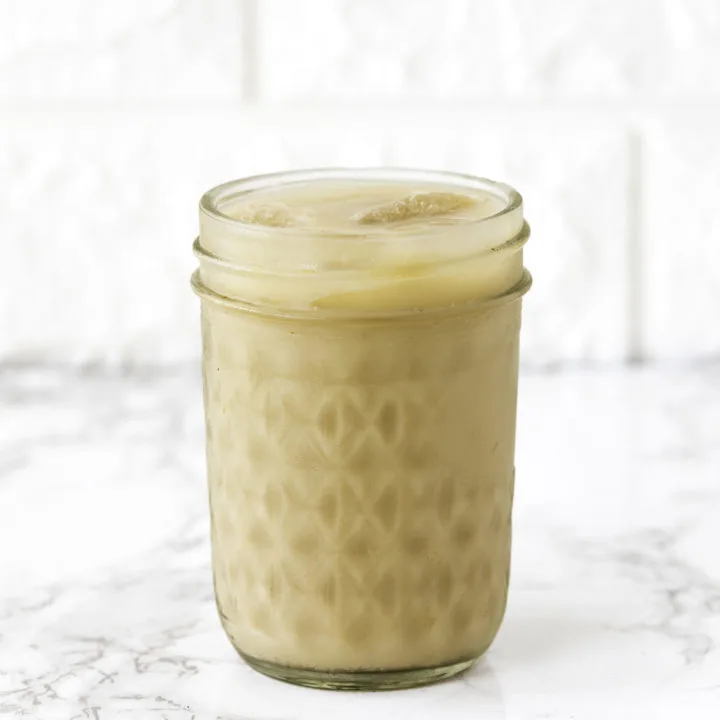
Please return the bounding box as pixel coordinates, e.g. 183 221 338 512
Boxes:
192 169 531 690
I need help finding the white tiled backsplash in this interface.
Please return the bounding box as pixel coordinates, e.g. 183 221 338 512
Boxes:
1 0 718 366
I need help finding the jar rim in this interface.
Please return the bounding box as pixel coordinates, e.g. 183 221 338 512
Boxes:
199 167 523 240
195 168 529 315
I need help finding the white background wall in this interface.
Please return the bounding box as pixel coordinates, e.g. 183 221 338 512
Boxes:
1 0 719 367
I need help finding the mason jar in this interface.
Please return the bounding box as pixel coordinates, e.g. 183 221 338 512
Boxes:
191 168 531 690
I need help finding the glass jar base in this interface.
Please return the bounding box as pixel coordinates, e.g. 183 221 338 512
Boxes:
239 652 476 691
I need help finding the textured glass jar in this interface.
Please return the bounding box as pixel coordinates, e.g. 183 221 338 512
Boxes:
191 169 531 690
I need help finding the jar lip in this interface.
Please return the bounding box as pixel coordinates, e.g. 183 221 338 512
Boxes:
199 167 522 239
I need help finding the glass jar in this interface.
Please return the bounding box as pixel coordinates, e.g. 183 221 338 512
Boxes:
191 168 531 690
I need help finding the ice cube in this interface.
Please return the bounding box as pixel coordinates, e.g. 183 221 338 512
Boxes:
235 203 295 227
356 192 475 225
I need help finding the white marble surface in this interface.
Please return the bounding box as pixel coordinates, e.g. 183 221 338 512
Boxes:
1 365 719 719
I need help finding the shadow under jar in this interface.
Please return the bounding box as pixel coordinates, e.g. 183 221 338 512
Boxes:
191 168 531 691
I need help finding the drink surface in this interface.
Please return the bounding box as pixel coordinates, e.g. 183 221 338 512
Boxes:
199 174 527 673
222 179 506 232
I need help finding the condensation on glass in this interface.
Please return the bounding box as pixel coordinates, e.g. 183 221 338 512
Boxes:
191 168 531 690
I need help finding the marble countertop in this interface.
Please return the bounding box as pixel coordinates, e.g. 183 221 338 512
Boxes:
1 365 719 719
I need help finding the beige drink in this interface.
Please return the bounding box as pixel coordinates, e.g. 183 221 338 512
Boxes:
192 169 531 690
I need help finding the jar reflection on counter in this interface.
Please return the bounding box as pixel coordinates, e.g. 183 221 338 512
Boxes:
192 169 531 690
